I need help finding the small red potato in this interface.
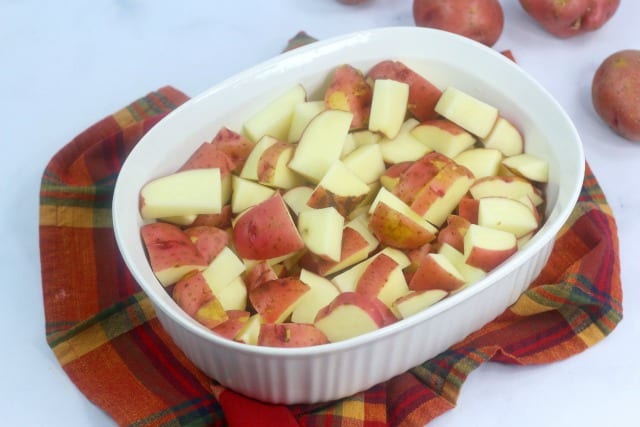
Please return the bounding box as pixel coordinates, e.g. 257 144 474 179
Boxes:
232 193 305 260
172 272 214 317
210 127 254 172
258 323 329 348
412 0 504 47
249 277 310 324
437 214 471 253
369 201 437 250
184 225 229 264
592 49 640 142
324 64 373 129
403 243 432 283
519 0 620 38
211 310 250 338
457 196 480 224
190 205 233 229
408 253 466 292
390 152 452 206
141 222 208 286
298 226 374 277
366 60 442 121
243 260 280 293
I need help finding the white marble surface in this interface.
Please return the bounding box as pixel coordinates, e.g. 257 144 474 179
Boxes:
2 1 639 425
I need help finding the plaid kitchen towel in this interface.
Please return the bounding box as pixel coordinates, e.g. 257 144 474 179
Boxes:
39 35 622 427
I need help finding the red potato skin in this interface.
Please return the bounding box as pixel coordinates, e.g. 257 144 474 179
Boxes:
366 60 442 121
210 127 255 172
324 64 373 130
592 49 640 142
232 193 305 260
581 0 620 30
172 272 214 317
297 252 326 276
314 292 397 327
258 323 329 348
184 225 230 264
190 205 233 229
256 140 291 182
408 255 465 292
410 162 474 217
140 222 207 272
369 297 399 326
178 142 236 174
299 226 372 276
314 292 384 326
369 201 436 250
501 49 516 62
379 161 413 191
403 243 433 283
306 186 368 218
470 175 536 198
412 0 504 47
419 118 472 136
391 152 452 206
248 277 310 323
211 311 251 339
519 0 620 38
355 253 399 297
437 214 471 253
243 261 279 293
465 245 517 272
457 197 480 224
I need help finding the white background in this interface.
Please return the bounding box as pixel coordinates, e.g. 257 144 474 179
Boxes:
2 1 639 425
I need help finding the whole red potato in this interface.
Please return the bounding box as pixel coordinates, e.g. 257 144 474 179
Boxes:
519 0 620 38
592 50 640 142
412 0 504 47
